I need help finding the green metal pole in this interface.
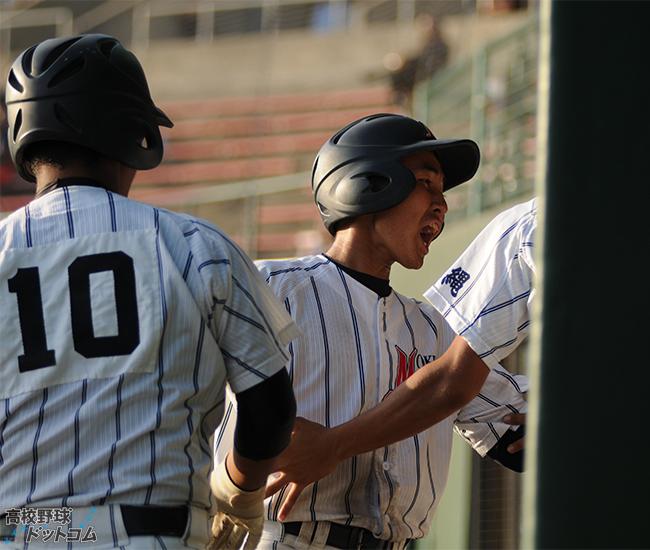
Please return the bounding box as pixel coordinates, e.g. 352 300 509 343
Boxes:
468 47 487 216
524 1 650 548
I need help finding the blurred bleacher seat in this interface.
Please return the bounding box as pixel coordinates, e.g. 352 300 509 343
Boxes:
1 83 400 257
129 84 400 258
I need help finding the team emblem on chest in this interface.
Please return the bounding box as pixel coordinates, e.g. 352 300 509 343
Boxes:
394 345 436 387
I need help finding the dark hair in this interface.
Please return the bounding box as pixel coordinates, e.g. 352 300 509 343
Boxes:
22 141 104 178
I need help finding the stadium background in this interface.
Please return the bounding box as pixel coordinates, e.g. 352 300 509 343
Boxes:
0 1 537 548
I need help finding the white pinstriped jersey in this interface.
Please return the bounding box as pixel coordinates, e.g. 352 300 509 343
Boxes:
215 255 528 543
425 198 537 370
0 185 297 512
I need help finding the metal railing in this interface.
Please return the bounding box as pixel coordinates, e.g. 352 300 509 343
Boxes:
413 16 539 222
0 0 435 55
0 6 73 63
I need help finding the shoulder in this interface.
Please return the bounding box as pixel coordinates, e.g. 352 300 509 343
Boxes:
151 206 207 236
393 290 445 322
255 254 334 295
146 209 266 287
455 198 537 268
255 254 331 280
0 206 27 251
496 197 536 221
494 199 537 271
158 210 243 260
488 198 537 241
0 204 27 228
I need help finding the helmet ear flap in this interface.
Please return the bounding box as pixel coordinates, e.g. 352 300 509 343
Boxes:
316 159 416 234
333 171 391 205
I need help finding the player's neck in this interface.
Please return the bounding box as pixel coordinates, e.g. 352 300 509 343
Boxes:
326 231 392 280
33 162 134 197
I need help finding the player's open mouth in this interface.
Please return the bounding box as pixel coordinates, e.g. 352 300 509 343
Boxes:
420 224 436 249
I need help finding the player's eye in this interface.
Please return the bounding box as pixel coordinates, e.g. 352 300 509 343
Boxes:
418 178 437 192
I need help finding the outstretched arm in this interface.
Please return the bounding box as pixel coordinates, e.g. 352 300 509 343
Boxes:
266 336 489 519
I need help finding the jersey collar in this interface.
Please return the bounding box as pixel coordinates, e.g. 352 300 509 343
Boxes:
322 253 392 298
35 178 108 199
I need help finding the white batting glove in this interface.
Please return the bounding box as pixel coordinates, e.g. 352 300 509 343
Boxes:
207 458 265 550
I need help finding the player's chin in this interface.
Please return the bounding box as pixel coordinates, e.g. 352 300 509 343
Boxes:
399 250 426 270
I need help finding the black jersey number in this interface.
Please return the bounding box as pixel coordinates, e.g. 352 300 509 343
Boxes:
8 251 140 372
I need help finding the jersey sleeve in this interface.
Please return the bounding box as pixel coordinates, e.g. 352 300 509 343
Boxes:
192 226 300 394
454 365 529 456
424 200 536 370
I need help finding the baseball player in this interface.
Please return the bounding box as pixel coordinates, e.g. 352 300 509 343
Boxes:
266 197 536 520
216 114 528 549
0 35 297 549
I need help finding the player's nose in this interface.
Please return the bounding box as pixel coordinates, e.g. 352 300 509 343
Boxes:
430 194 448 215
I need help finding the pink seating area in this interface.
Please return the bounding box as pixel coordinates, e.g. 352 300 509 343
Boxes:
160 87 394 119
2 85 399 257
132 85 399 256
135 87 397 190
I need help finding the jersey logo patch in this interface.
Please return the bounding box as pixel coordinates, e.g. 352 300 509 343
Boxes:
441 267 470 297
394 345 436 388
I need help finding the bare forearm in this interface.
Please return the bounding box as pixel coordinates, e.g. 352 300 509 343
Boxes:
333 336 489 460
332 361 457 459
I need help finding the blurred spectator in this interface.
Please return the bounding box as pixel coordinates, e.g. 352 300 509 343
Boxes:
387 14 449 111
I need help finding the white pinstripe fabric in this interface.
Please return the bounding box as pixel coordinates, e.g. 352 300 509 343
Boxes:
424 198 537 370
215 255 528 544
0 185 297 516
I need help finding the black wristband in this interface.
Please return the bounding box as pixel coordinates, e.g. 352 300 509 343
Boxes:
486 425 525 472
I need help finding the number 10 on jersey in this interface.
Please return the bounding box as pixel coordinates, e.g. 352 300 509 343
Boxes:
8 251 140 372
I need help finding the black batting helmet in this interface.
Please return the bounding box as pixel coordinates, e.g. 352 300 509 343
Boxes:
312 113 480 234
5 34 173 182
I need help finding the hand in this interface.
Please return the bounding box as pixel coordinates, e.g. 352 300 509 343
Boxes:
264 417 342 520
502 413 526 454
208 458 265 550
